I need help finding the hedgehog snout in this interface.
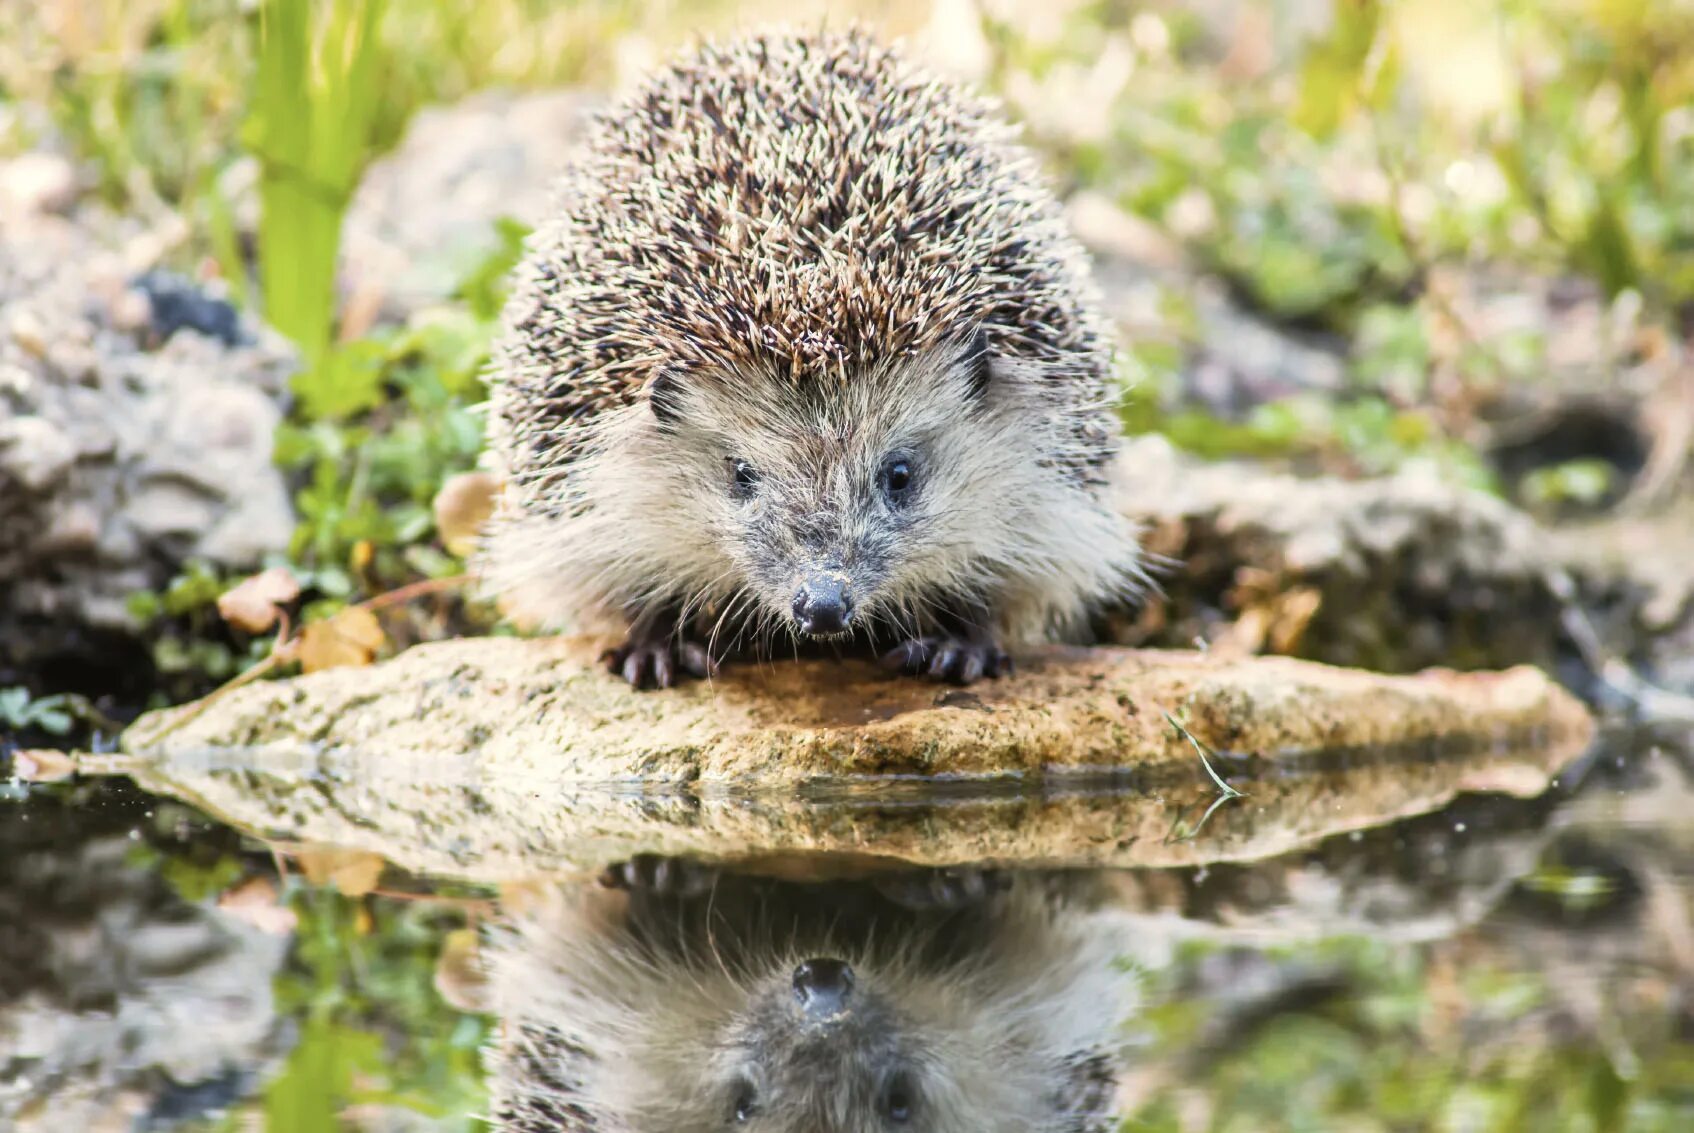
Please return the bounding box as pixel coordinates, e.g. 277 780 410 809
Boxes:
793 573 855 637
792 957 855 1022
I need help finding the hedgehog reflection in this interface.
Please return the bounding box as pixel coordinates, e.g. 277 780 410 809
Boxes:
487 858 1138 1132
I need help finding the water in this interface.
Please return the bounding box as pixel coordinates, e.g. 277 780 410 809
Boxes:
2 726 1691 1131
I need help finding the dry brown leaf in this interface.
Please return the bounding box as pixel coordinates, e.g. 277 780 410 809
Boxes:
433 927 490 1013
298 606 386 672
434 471 499 558
295 846 386 897
217 566 301 634
1266 586 1323 655
217 875 298 935
495 877 555 916
11 747 77 782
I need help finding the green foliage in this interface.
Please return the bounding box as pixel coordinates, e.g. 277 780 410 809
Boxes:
119 221 513 696
1491 0 1694 306
131 835 493 1132
1293 0 1397 141
0 687 76 736
1128 936 1694 1132
29 0 253 212
268 882 490 1131
246 0 391 366
1002 0 1694 481
276 302 499 587
1521 459 1618 511
1121 381 1497 489
125 560 263 688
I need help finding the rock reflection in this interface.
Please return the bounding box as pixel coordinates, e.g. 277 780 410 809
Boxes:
487 858 1140 1131
0 792 288 1131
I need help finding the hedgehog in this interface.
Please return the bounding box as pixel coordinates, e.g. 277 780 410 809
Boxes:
481 29 1142 688
484 859 1138 1131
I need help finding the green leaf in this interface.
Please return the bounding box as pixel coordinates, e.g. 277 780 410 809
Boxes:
247 0 391 365
291 339 390 422
1293 0 1383 139
263 1015 386 1133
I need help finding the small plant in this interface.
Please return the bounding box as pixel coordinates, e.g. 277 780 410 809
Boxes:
246 0 392 366
0 688 75 736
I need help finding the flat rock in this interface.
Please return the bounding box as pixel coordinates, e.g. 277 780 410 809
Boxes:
113 637 1593 878
123 636 1591 785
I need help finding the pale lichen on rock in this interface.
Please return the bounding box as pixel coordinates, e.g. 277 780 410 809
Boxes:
0 194 296 668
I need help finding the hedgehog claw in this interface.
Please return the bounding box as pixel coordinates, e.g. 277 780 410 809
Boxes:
604 637 716 690
880 637 1010 685
679 641 713 679
878 639 932 672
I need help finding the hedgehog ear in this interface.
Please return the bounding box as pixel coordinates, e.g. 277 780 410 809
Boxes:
962 328 993 400
648 368 684 426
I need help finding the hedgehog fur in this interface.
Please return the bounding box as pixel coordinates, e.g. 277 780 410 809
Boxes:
481 28 1142 685
484 868 1136 1131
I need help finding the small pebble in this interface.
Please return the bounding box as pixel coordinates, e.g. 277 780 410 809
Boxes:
108 288 153 334
8 309 48 358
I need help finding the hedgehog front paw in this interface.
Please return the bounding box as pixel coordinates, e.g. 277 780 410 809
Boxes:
598 854 717 898
874 867 1009 910
603 636 716 689
878 637 1012 684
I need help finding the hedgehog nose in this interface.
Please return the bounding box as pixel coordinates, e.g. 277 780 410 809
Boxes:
793 957 855 1020
793 576 853 636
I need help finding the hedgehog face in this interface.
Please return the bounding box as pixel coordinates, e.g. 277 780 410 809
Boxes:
490 872 1136 1133
643 337 1060 646
510 950 1100 1133
705 956 930 1131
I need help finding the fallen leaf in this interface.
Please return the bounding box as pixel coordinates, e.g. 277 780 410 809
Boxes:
10 747 77 782
298 606 386 672
433 927 490 1013
295 846 387 897
434 471 499 558
495 877 555 916
217 875 298 935
217 566 301 634
1266 586 1323 655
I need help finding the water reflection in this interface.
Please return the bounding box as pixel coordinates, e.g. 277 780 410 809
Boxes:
0 791 287 1128
5 730 1690 1129
487 860 1139 1131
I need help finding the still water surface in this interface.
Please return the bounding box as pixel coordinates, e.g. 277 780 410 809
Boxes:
2 727 1690 1131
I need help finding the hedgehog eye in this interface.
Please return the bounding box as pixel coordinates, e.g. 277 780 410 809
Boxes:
730 1078 759 1123
727 458 760 500
878 456 915 507
881 1071 917 1124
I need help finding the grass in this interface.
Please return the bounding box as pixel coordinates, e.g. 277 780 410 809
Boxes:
246 0 389 366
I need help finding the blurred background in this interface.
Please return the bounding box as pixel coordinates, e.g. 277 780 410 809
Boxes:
3 0 1693 689
3 2 1693 1130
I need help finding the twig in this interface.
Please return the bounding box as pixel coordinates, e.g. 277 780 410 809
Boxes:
357 573 468 610
1164 711 1246 799
1165 791 1242 844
